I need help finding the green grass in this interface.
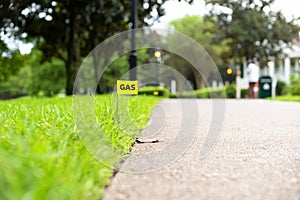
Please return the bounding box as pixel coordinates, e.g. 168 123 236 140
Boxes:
0 95 161 200
267 95 300 102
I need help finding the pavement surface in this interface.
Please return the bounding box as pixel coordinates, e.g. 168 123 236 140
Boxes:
102 99 300 200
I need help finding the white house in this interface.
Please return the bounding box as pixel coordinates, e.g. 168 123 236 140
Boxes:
277 41 300 84
236 42 300 98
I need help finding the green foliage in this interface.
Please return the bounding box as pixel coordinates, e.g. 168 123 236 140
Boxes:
289 84 300 96
196 88 220 98
268 95 300 102
275 80 288 96
167 16 229 91
173 85 236 98
0 52 32 98
195 87 224 98
288 76 300 96
0 50 65 97
209 88 225 98
139 86 171 97
99 54 133 93
0 51 26 82
170 15 231 67
189 87 223 98
0 0 192 95
225 84 236 98
241 88 248 98
194 85 236 98
0 95 160 199
26 50 66 96
204 0 300 64
0 39 8 54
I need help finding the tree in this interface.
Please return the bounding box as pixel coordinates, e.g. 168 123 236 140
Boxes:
0 51 27 99
170 16 230 66
0 0 193 95
204 0 300 65
165 16 230 89
0 49 65 97
0 51 26 82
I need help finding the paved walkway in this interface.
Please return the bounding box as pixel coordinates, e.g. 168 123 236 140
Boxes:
103 99 300 200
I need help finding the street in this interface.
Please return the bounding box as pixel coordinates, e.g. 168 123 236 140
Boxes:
103 99 300 200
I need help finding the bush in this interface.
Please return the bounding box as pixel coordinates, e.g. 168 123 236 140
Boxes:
290 84 300 95
194 87 226 98
138 86 170 97
195 88 210 98
225 85 236 98
289 77 300 96
241 89 248 98
169 85 237 99
174 91 197 98
210 88 225 98
276 80 288 96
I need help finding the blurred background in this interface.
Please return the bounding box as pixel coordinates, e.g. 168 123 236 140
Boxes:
0 0 300 99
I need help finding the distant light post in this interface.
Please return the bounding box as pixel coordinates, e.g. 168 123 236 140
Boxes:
226 68 233 75
154 50 162 59
154 49 162 83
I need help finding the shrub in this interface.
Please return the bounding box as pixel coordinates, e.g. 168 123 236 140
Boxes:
210 88 225 98
276 80 288 96
195 88 210 98
289 76 300 96
241 89 248 98
169 85 237 99
138 86 170 97
290 84 300 95
195 87 225 98
225 85 236 98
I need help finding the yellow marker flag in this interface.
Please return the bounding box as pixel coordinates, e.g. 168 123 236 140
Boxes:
117 80 138 95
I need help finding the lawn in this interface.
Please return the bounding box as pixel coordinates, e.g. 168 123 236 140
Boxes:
267 95 300 102
0 95 161 200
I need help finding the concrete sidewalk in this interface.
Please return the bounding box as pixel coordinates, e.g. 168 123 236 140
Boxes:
103 99 300 200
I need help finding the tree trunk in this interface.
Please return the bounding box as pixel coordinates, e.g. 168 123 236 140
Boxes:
191 68 204 89
65 13 81 95
92 50 101 94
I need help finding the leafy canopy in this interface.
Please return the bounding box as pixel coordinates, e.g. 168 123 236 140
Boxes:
204 0 300 64
0 0 193 95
